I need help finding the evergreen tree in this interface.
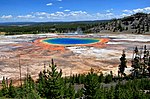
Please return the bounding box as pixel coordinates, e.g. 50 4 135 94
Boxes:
37 71 47 97
118 50 127 77
98 73 104 83
68 83 75 99
1 77 8 97
63 83 75 99
143 45 149 64
134 46 139 54
132 46 141 77
142 45 149 75
44 59 64 99
70 74 75 84
8 80 16 98
37 59 65 98
83 68 99 99
148 55 150 76
117 22 123 32
104 74 113 84
16 74 40 99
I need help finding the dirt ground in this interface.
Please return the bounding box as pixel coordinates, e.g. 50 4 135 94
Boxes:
0 33 150 83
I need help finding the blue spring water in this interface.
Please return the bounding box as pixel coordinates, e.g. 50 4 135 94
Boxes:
43 38 100 45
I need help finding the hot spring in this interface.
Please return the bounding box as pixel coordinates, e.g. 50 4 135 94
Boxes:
42 38 100 45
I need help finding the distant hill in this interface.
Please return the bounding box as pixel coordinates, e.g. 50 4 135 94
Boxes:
0 20 110 35
0 22 37 26
88 13 150 34
0 20 110 26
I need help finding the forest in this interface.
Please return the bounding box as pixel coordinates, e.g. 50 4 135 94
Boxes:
0 46 150 99
0 21 106 35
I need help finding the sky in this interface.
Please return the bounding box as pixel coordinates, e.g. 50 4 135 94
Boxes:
0 0 150 22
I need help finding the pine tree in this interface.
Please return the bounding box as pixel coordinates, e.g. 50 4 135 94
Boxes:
37 71 47 97
19 74 41 99
83 68 100 99
104 74 113 84
63 83 75 99
1 77 8 97
45 59 64 99
148 55 150 76
8 80 16 98
142 45 149 75
143 45 148 63
70 74 75 84
98 73 104 83
131 46 141 77
118 50 127 77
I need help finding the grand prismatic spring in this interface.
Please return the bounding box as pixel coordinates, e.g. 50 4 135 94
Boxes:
34 36 109 51
42 38 100 45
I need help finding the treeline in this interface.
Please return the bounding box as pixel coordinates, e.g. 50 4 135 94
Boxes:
0 21 107 35
0 59 150 99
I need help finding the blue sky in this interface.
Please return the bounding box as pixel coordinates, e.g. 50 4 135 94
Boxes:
0 0 150 22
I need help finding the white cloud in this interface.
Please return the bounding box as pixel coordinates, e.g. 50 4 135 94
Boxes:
106 10 110 13
106 13 113 16
96 13 113 17
133 8 144 13
33 10 118 21
46 3 53 6
143 7 150 13
110 8 114 11
1 15 13 19
59 7 63 9
106 8 113 13
36 11 89 18
34 10 92 21
120 13 131 17
34 11 114 21
69 11 88 17
36 12 48 16
122 10 133 13
96 12 115 19
52 11 65 17
38 17 45 19
17 15 35 19
2 6 150 22
144 7 150 11
120 7 150 18
122 7 150 14
64 9 70 12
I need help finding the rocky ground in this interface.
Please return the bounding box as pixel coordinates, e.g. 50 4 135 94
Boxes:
0 33 150 83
